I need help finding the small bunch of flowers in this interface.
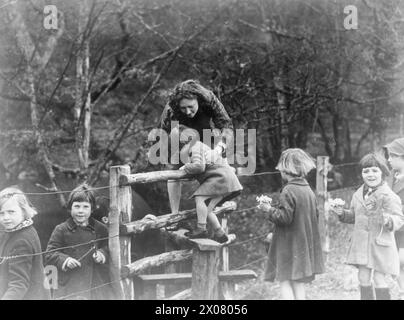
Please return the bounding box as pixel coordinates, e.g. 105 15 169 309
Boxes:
328 198 345 208
256 195 272 205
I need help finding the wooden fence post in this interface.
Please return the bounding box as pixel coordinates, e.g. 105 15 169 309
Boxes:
191 239 221 300
109 165 134 300
316 156 329 260
220 213 234 299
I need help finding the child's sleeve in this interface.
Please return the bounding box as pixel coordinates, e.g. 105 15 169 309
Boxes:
1 239 33 300
338 201 355 224
384 194 404 231
267 187 296 226
183 146 206 174
45 225 70 270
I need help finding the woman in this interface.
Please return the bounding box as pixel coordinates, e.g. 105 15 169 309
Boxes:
159 79 234 214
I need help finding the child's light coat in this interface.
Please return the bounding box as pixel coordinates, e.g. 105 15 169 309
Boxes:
340 183 404 276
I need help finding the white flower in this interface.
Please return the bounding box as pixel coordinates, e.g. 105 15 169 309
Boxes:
328 198 345 207
256 195 272 204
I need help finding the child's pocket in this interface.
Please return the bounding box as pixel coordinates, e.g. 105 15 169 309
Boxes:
375 236 392 247
375 227 393 247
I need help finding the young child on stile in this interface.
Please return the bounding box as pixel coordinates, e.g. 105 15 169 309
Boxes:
258 148 324 300
330 153 404 300
45 184 115 300
172 125 243 243
384 138 404 299
0 187 50 300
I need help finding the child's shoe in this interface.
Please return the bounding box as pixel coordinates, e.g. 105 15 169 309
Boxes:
213 233 229 244
185 228 208 239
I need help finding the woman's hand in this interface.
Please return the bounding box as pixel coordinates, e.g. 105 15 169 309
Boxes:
92 250 106 264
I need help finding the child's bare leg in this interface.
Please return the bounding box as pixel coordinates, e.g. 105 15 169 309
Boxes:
279 280 295 300
206 196 224 231
195 196 210 229
358 266 374 300
373 271 390 300
291 281 306 300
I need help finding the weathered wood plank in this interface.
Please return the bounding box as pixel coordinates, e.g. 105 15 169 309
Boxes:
190 238 222 251
316 156 330 259
166 288 192 300
136 270 257 286
121 201 237 235
119 170 191 186
121 249 193 278
191 246 220 299
109 165 133 300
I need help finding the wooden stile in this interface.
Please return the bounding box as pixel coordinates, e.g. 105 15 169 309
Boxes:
191 239 221 300
316 156 329 260
109 165 134 300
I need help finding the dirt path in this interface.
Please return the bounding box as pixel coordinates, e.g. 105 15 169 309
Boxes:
235 236 400 300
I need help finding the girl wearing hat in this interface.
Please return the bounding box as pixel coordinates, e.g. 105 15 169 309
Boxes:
331 153 404 300
384 137 404 299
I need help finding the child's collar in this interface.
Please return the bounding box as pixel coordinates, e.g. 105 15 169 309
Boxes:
286 177 309 186
4 218 33 233
67 217 95 231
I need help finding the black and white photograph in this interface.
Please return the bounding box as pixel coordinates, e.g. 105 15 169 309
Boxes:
0 0 403 302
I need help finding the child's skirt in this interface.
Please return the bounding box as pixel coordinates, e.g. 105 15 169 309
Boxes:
190 164 243 204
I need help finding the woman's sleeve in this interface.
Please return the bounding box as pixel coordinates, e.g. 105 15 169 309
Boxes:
45 226 69 270
1 239 33 300
183 147 206 174
384 194 404 231
209 93 234 144
159 103 175 133
267 187 296 226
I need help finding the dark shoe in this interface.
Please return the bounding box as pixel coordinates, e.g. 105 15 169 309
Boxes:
360 285 375 300
185 228 208 239
213 233 229 244
375 287 391 300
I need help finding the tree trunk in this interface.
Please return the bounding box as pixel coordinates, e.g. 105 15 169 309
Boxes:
74 0 92 174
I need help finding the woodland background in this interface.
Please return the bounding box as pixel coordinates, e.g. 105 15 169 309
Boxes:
0 0 404 297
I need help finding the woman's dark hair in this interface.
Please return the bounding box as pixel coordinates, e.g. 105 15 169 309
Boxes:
67 183 96 211
359 153 390 178
168 79 213 113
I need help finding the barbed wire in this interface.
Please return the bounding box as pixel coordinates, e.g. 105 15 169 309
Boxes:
0 159 365 299
228 234 268 247
235 256 268 270
0 234 120 263
55 278 123 300
2 160 361 197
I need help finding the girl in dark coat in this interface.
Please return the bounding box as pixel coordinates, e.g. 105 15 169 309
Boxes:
45 184 115 300
0 187 50 300
258 148 324 300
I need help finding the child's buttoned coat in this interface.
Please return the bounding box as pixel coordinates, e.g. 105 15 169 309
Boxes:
340 183 404 276
45 217 115 300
